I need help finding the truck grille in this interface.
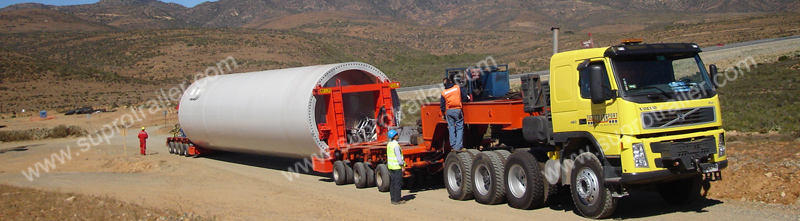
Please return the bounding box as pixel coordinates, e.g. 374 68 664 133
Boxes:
641 107 715 129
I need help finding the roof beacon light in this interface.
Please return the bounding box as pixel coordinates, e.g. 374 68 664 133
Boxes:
621 38 643 45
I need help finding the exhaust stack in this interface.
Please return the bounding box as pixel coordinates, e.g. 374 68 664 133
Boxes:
551 27 560 55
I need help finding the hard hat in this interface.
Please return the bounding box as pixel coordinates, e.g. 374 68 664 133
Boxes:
387 130 398 140
141 127 145 130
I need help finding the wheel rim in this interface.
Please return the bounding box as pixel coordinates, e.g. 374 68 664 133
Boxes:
447 162 462 192
508 164 527 198
576 167 600 206
333 168 340 181
474 164 491 195
376 171 383 187
355 170 362 184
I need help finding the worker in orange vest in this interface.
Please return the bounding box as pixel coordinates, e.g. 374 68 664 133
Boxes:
138 127 148 155
440 77 469 151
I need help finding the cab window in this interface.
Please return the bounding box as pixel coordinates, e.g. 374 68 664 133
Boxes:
579 62 611 99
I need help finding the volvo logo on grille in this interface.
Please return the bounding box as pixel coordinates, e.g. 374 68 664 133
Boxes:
676 113 686 122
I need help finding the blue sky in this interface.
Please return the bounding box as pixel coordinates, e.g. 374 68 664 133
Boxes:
0 0 215 9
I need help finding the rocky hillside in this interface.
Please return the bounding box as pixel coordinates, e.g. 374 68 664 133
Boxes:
2 0 798 30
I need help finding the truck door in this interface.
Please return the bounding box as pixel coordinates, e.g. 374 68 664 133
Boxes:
576 60 620 151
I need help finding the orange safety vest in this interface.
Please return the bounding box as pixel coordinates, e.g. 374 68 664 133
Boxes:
442 86 462 110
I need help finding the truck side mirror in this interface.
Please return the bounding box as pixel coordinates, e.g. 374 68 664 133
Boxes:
589 65 606 104
709 64 719 88
576 59 590 71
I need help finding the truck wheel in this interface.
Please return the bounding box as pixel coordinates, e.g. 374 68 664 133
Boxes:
444 151 475 200
344 160 354 184
571 152 617 219
354 162 368 188
465 149 480 157
493 150 511 162
168 142 174 154
472 152 506 205
541 161 559 205
657 175 702 205
364 162 376 187
504 150 546 209
376 164 390 192
333 161 347 185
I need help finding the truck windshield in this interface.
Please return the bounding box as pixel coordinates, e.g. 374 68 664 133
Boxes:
612 54 714 101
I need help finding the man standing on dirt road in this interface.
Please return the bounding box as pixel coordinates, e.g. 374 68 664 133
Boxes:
386 130 405 205
138 127 148 155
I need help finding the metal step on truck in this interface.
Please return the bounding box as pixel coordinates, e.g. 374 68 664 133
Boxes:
167 39 727 219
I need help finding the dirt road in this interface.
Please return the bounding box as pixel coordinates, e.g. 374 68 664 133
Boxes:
1 129 799 220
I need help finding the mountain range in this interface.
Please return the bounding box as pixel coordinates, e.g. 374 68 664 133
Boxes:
2 0 799 30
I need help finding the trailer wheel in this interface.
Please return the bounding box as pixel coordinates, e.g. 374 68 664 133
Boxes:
571 152 617 219
182 144 190 157
179 143 187 156
504 150 546 209
444 151 475 200
376 164 390 192
657 175 702 205
354 162 369 188
333 161 348 185
472 152 506 205
171 142 178 155
364 162 376 187
344 160 354 184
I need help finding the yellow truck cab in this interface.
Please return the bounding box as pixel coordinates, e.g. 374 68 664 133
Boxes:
545 40 727 218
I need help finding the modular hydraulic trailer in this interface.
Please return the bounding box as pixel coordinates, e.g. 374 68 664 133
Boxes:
167 40 727 219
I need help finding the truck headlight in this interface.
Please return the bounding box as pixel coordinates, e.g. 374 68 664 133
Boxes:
718 133 726 157
632 143 649 168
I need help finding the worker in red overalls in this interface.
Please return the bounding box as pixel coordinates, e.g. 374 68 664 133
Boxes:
138 127 148 155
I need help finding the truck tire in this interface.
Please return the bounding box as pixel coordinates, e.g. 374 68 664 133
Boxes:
168 142 174 154
364 162 376 187
444 151 475 200
504 150 546 209
472 152 506 205
344 160 354 184
376 164 390 192
354 162 368 188
571 152 617 219
465 149 480 158
541 161 559 205
493 150 511 162
657 175 702 205
333 161 348 185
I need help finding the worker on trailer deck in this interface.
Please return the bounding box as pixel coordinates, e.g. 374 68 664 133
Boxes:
138 127 148 155
440 77 466 151
386 130 405 205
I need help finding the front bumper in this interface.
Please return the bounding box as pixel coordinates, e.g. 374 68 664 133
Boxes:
618 160 727 185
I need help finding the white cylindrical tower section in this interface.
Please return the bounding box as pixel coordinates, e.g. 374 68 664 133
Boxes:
178 62 389 159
